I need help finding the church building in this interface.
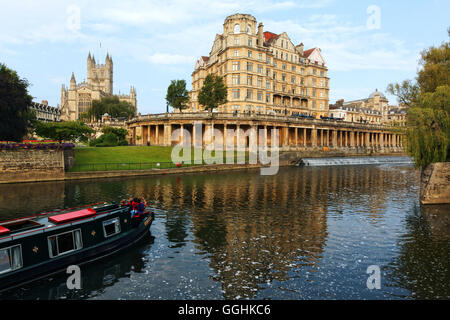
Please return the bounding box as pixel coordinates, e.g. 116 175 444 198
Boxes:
60 53 137 121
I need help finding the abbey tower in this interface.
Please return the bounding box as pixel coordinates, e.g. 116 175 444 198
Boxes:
60 53 137 121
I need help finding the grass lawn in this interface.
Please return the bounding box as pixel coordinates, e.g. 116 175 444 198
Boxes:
70 146 249 172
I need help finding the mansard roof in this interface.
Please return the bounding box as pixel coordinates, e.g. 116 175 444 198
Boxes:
263 31 278 43
303 48 315 58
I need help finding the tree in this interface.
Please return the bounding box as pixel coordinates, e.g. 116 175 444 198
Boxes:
86 96 135 121
101 126 128 141
386 80 420 108
406 88 449 168
387 32 450 168
166 80 190 113
198 74 227 112
35 121 94 143
0 63 35 141
417 42 450 94
89 126 128 147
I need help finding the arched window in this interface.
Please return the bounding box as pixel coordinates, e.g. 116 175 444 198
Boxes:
234 24 240 34
247 24 251 34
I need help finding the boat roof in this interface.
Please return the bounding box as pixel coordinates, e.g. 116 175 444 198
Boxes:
0 203 123 242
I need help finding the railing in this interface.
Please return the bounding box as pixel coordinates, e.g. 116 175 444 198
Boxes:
126 112 394 131
70 162 196 172
69 157 252 172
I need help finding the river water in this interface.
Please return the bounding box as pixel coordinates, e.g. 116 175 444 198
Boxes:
0 163 449 300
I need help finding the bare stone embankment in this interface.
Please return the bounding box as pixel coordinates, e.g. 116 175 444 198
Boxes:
420 162 450 205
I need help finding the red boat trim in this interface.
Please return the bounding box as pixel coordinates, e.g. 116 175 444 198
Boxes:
0 226 10 235
48 208 97 224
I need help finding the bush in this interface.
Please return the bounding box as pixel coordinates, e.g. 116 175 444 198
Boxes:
89 132 128 147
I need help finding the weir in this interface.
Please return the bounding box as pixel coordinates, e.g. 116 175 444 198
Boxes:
297 156 413 167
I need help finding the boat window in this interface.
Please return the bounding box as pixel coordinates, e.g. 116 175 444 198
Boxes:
0 245 23 274
48 229 83 258
103 218 121 238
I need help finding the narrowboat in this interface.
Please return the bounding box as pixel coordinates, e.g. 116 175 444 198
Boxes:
0 202 154 292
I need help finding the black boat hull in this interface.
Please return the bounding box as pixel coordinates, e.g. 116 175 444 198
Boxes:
0 211 154 292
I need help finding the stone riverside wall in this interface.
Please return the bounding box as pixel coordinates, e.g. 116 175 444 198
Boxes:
420 162 450 205
0 149 67 183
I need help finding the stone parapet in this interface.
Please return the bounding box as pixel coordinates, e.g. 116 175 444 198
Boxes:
420 162 450 205
0 149 66 183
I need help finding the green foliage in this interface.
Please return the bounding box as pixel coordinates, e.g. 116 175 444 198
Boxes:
86 96 135 121
0 63 35 141
417 42 450 94
90 127 128 147
35 121 94 143
101 126 128 141
386 80 420 108
406 106 449 168
166 79 190 112
198 74 227 112
387 32 450 168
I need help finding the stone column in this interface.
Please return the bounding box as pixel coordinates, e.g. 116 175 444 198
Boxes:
303 128 307 147
312 128 318 147
179 124 184 146
155 125 159 145
333 130 338 148
223 124 227 150
350 131 355 148
250 125 258 154
294 127 298 147
236 124 241 151
263 125 268 148
283 126 289 148
164 124 172 146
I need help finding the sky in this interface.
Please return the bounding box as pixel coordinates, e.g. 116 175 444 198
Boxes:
1 0 449 114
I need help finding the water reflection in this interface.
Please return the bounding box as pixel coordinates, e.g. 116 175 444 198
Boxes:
0 165 449 299
385 204 450 299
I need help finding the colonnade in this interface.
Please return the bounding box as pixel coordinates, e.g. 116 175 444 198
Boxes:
130 121 403 151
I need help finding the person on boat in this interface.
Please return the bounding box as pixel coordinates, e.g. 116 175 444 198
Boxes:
130 197 140 218
136 198 147 218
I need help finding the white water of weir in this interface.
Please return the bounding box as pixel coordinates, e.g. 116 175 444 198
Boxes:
297 156 414 167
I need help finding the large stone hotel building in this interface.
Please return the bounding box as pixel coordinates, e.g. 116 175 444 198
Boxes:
189 14 329 118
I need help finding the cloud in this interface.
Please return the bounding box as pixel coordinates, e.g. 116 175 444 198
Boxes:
263 15 419 72
144 53 195 65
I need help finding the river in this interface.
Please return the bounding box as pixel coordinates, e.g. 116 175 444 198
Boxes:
0 163 449 299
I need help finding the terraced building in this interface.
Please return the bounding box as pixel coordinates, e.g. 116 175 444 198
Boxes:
189 14 329 118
